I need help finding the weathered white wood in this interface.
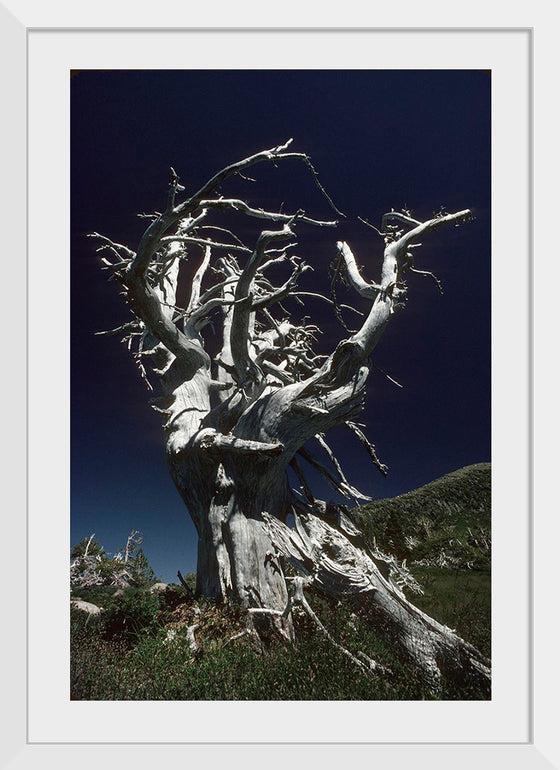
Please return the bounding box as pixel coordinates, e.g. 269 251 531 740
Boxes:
263 509 489 690
71 600 103 615
93 142 487 691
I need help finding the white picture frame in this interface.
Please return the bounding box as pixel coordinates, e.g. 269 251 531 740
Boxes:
3 2 554 767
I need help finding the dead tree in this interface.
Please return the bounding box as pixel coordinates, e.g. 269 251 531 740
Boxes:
91 140 490 693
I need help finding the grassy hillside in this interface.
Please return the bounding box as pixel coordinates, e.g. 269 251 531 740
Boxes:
70 464 491 700
352 463 491 569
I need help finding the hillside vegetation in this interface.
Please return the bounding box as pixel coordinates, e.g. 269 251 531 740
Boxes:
70 464 491 700
352 463 491 569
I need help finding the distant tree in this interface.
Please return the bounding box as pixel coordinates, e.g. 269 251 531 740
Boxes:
71 534 105 560
130 548 156 586
91 140 489 693
70 531 156 589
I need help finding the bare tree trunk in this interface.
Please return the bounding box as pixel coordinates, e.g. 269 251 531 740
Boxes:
166 421 295 639
93 141 488 692
164 379 489 691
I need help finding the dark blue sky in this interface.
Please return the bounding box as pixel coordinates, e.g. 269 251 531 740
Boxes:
71 70 490 582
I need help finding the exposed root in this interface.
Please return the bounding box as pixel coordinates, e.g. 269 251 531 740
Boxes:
186 623 200 653
240 574 391 680
288 576 392 677
261 509 491 694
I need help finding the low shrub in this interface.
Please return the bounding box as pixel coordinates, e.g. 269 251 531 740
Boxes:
70 567 490 701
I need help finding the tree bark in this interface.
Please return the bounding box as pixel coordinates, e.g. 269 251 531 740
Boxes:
264 508 490 691
93 142 487 691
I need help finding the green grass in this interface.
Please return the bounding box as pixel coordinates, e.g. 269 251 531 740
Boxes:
352 463 491 569
70 570 490 701
410 566 491 658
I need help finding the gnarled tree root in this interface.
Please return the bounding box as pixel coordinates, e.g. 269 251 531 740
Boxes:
262 508 491 695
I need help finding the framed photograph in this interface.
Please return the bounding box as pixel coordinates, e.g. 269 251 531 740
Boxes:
4 3 553 767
